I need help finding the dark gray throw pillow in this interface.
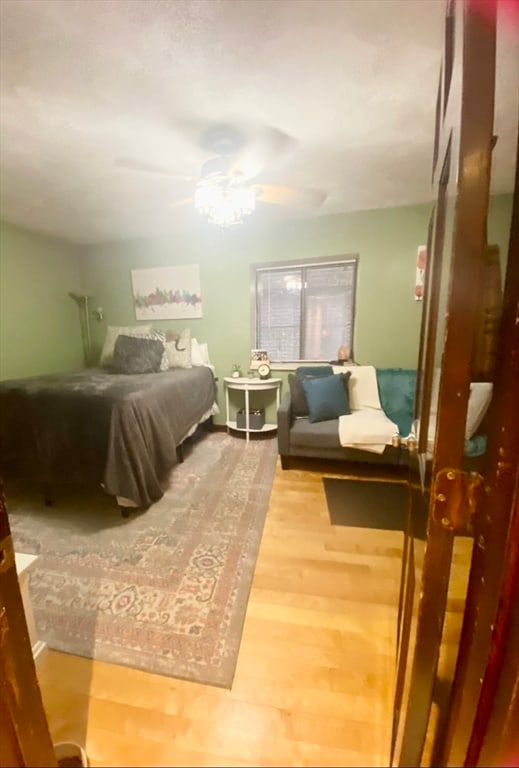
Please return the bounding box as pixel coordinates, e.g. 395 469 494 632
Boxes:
295 365 334 378
112 334 165 374
288 373 310 417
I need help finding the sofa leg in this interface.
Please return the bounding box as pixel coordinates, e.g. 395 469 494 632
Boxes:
280 455 290 470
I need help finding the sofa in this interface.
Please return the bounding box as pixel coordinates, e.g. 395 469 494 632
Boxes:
277 365 490 470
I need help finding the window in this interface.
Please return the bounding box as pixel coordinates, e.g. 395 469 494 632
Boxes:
252 256 358 363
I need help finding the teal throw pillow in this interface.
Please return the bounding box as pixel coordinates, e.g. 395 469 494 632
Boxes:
302 373 351 423
376 368 417 436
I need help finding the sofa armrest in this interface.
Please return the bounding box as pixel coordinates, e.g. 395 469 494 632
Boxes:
277 392 294 456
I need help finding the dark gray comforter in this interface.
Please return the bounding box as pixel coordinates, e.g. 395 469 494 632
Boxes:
0 366 217 507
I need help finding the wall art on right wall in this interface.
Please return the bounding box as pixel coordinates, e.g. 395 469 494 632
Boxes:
415 245 427 301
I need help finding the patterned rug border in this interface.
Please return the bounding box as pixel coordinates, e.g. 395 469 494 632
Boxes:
7 433 278 688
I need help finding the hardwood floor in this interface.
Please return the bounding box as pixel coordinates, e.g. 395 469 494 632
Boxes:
37 458 405 767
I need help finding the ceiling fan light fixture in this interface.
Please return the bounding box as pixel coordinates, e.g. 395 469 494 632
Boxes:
194 185 255 228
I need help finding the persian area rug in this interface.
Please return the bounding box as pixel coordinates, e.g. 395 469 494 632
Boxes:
7 432 278 688
323 477 426 539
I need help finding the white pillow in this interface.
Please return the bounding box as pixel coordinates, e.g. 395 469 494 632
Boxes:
429 371 492 437
190 338 205 367
100 325 152 367
429 368 441 414
426 382 493 445
465 382 493 439
165 327 192 369
198 342 210 366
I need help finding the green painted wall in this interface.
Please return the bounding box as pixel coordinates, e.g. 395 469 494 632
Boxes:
0 221 84 380
1 195 509 419
79 201 434 422
79 194 513 424
81 202 436 365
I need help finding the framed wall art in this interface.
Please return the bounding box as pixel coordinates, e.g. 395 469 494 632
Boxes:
415 245 427 301
131 265 203 320
250 348 269 369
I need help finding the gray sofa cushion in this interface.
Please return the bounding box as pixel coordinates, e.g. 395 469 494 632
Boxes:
290 417 342 449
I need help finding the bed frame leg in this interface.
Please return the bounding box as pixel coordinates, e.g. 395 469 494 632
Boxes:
119 506 130 518
176 444 184 463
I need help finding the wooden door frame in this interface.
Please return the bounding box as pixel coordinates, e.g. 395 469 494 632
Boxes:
0 483 57 767
467 466 519 767
438 114 519 768
393 0 510 763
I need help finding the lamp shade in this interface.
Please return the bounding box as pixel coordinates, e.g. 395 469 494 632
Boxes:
68 291 94 303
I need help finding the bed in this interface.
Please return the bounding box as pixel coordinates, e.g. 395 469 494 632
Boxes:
0 365 217 509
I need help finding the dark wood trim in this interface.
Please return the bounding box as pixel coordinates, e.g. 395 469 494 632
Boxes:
398 527 455 765
465 467 519 766
417 137 451 455
0 482 58 767
414 205 435 425
432 69 442 181
443 0 455 114
396 1 498 763
438 104 519 768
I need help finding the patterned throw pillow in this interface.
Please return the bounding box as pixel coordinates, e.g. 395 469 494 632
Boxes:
99 325 152 367
112 335 165 374
164 328 192 369
141 330 169 371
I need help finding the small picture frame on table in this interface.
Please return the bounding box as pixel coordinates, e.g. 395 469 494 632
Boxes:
250 348 269 370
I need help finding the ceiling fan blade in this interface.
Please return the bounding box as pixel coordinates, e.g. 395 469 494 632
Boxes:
168 197 193 209
254 184 327 209
229 126 297 181
115 157 196 182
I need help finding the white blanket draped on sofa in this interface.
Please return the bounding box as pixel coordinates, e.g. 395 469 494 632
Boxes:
333 365 398 454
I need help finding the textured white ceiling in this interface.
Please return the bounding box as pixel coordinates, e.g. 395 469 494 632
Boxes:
0 0 517 245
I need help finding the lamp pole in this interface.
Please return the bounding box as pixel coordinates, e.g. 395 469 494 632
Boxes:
69 291 93 367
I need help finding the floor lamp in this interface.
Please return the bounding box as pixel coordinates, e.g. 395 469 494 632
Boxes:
69 291 94 366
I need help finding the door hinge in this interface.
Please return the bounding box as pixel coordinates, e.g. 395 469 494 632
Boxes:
431 467 483 535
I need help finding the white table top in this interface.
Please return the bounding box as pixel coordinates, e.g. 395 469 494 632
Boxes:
224 376 282 385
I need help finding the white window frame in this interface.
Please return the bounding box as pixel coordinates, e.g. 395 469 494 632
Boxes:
251 254 358 369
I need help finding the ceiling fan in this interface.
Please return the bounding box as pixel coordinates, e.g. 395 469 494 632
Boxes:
115 122 328 227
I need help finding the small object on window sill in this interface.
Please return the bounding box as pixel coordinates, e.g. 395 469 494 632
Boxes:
337 344 350 362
